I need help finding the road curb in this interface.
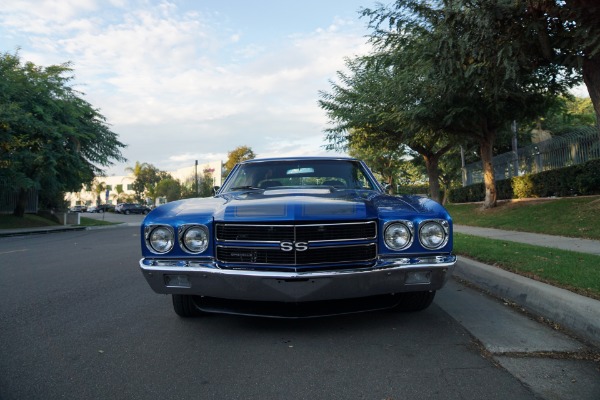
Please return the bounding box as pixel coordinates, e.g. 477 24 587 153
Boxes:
455 257 600 348
0 226 87 237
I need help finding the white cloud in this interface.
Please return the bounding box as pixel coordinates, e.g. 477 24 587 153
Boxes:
1 1 370 175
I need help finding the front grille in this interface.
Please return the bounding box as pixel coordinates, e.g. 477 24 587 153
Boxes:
215 221 377 268
216 243 377 265
216 224 294 242
215 221 376 242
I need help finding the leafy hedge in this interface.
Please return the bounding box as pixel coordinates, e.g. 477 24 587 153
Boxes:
449 159 600 203
397 184 430 196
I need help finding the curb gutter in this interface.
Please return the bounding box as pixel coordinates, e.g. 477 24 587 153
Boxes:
455 257 600 348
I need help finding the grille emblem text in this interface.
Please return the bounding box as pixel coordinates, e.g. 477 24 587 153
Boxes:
280 241 308 252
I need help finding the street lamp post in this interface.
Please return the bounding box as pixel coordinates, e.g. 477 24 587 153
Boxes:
195 160 198 196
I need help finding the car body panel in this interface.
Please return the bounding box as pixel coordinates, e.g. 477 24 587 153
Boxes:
139 157 456 317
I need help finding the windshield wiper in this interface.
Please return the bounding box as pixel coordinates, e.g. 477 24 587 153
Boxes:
229 186 263 191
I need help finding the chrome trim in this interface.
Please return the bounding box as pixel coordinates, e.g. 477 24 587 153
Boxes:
215 243 378 266
215 223 294 243
139 255 456 303
178 224 209 254
383 220 415 251
215 221 377 243
418 219 450 250
144 224 175 254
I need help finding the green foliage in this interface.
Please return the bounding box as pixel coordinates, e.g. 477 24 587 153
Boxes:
536 96 597 133
125 162 171 203
455 233 600 299
321 0 583 208
447 195 600 240
198 171 215 198
224 146 255 176
449 159 600 202
347 128 408 189
0 52 126 215
155 178 182 202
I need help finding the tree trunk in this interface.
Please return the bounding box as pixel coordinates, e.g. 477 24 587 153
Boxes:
423 155 442 203
387 175 395 194
582 55 600 134
480 132 497 209
13 188 27 217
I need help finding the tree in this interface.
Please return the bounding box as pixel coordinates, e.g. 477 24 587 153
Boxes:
347 129 407 192
320 55 456 203
224 145 255 176
125 162 170 203
0 52 126 216
198 169 215 197
361 0 576 208
125 161 150 201
92 179 107 205
155 178 182 202
525 0 600 130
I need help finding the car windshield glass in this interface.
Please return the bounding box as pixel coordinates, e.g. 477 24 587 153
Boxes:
221 160 377 193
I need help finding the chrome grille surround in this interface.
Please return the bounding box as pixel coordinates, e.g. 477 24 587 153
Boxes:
215 221 377 268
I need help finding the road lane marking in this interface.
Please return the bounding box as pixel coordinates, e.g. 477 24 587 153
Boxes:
0 249 28 255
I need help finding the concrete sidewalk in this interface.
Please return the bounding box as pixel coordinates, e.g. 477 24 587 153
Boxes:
455 225 600 255
454 224 600 348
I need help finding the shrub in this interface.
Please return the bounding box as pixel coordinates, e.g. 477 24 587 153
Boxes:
449 159 600 202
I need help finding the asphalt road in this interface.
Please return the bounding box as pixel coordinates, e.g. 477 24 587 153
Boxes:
0 222 598 400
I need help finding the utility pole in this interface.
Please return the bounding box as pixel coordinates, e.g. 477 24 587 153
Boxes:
195 160 198 196
512 120 519 177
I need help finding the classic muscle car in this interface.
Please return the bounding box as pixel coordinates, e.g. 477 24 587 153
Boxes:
139 157 456 318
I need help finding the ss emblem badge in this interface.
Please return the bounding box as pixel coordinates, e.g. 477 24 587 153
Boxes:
280 241 308 252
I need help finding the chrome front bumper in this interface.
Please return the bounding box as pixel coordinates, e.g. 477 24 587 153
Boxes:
139 255 456 303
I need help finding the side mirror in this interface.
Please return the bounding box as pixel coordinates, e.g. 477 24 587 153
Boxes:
212 186 220 196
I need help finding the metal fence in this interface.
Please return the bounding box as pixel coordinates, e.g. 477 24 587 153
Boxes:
463 127 600 186
0 187 39 214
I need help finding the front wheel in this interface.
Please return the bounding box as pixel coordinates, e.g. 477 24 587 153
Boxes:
392 291 436 312
124 210 130 215
172 294 206 317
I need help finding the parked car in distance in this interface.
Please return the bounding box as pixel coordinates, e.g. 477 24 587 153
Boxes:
69 205 87 213
120 203 151 215
139 156 456 318
88 204 115 213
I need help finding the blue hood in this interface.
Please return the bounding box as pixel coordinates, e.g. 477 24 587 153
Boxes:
145 189 449 224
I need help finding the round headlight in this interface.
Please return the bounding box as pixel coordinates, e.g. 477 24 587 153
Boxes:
148 226 174 253
384 222 412 250
182 226 209 254
419 221 447 249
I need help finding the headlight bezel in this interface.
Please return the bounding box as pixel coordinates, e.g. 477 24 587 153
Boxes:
418 219 450 250
178 224 210 254
383 220 415 251
145 225 175 254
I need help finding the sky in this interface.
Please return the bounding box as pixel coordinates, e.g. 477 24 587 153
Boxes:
0 0 378 176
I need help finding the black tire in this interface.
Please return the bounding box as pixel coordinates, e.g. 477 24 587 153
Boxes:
172 294 205 317
125 210 130 215
393 291 436 312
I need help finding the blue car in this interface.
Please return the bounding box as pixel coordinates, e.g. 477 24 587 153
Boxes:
139 157 456 318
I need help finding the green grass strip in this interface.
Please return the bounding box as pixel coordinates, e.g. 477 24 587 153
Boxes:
79 217 121 227
446 196 600 240
454 233 600 300
0 214 58 229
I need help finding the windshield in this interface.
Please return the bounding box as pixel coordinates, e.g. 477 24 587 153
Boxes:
220 159 378 193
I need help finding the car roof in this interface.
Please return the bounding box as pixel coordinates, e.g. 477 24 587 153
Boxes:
239 156 359 165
